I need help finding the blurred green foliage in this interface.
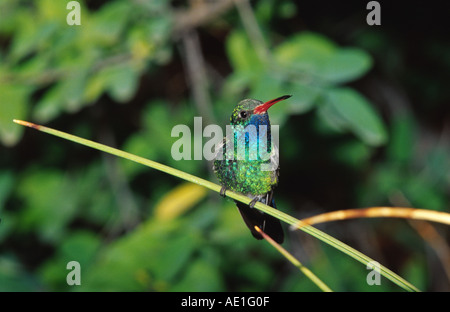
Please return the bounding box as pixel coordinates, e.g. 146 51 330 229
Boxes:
0 0 449 291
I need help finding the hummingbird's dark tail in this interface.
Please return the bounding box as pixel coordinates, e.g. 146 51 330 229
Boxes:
235 198 284 244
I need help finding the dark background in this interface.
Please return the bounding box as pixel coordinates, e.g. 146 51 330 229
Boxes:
0 0 448 291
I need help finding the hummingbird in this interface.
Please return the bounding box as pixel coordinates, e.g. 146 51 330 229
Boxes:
213 95 291 244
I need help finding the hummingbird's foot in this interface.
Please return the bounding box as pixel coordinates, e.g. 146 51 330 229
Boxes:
249 197 259 209
219 186 227 197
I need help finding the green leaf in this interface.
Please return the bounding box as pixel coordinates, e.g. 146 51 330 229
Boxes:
101 64 139 103
387 114 416 163
89 1 131 45
0 256 37 291
285 82 319 114
274 32 336 74
220 71 253 103
63 71 90 112
404 175 447 211
0 84 31 146
171 259 224 291
316 96 349 134
153 232 198 281
316 48 373 84
275 32 372 84
250 74 284 102
17 170 78 243
33 83 64 123
8 13 41 62
324 88 387 146
33 69 89 122
275 32 336 64
78 218 199 291
39 231 101 290
334 141 371 168
226 30 263 73
426 146 450 185
401 258 427 291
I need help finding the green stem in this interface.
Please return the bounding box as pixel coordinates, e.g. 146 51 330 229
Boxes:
255 226 332 292
13 119 420 292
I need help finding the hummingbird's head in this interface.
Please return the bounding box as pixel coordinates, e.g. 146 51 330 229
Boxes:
230 95 292 126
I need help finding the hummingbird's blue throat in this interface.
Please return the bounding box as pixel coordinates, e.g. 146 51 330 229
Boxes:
231 122 272 162
170 116 278 164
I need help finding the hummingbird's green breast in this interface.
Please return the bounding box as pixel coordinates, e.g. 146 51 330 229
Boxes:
213 153 278 196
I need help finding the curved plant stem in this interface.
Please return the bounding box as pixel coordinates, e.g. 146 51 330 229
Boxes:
292 207 450 228
255 226 333 292
13 120 421 292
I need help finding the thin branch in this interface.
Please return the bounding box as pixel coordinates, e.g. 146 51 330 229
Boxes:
291 207 450 229
255 226 333 292
173 0 239 38
13 119 421 292
180 30 215 125
389 191 450 284
233 0 272 65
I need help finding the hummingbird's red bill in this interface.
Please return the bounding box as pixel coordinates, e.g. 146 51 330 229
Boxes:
253 95 292 115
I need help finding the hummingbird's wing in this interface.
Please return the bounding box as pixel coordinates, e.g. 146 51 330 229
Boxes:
213 137 233 174
212 136 233 164
273 143 280 185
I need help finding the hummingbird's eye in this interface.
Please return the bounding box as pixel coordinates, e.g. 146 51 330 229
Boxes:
239 111 248 119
